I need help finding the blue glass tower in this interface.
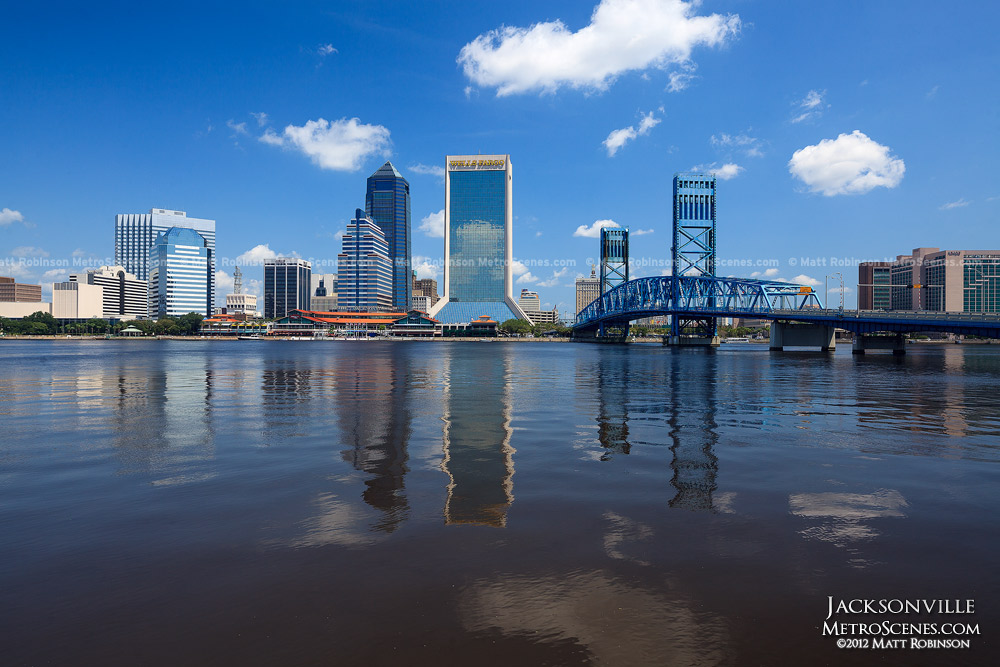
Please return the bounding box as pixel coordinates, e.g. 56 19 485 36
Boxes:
149 227 213 318
365 162 411 312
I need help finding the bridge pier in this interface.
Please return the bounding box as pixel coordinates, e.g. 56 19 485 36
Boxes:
852 334 906 355
665 335 720 348
769 321 836 352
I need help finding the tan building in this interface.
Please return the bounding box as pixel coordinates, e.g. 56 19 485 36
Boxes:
0 301 51 318
53 281 104 319
881 247 1000 312
413 278 438 301
226 292 258 316
0 276 43 302
71 266 148 318
575 266 600 315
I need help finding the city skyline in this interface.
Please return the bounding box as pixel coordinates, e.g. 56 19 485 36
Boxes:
1 1 998 314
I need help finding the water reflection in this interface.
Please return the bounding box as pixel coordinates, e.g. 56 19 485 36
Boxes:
596 352 630 460
667 352 719 511
789 489 908 547
458 571 730 666
441 345 515 527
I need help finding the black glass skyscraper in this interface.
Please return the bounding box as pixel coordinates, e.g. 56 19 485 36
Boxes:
366 162 411 312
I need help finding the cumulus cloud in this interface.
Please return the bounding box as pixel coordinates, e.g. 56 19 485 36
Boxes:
516 272 538 284
574 219 620 238
409 163 446 180
42 268 69 282
939 198 969 210
458 0 740 96
538 267 569 287
412 255 440 280
788 131 905 196
259 117 392 171
419 209 445 238
512 260 538 284
691 162 743 180
791 274 822 287
0 208 24 226
603 111 661 156
215 270 235 302
791 89 826 123
750 268 780 279
234 244 301 266
11 246 49 258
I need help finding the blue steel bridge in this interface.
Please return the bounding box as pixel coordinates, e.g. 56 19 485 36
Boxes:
573 274 1000 340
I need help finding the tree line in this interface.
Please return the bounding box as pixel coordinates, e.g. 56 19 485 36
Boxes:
0 311 205 336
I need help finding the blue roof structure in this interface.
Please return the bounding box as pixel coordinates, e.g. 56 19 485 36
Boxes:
434 301 521 324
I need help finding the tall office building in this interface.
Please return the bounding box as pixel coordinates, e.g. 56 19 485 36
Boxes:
70 265 148 318
430 154 529 324
518 289 540 312
263 258 312 319
149 227 213 317
115 208 216 312
872 247 1000 313
366 162 411 311
858 261 892 310
337 209 394 312
413 278 438 302
0 276 43 302
575 265 600 315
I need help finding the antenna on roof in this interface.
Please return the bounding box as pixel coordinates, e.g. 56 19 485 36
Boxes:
234 266 242 294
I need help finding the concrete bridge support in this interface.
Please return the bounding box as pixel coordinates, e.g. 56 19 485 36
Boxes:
852 334 906 355
665 335 720 348
769 321 836 352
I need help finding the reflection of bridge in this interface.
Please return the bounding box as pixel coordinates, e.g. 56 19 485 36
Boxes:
573 172 1000 352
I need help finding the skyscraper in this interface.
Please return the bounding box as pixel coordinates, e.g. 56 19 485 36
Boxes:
263 258 312 319
430 154 529 324
366 162 411 311
115 208 216 312
337 208 394 312
575 265 600 316
70 265 148 318
149 227 213 317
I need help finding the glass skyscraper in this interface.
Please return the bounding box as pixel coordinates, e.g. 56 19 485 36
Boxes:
337 209 395 312
115 208 216 313
365 162 411 312
149 227 213 318
263 258 312 319
430 154 528 324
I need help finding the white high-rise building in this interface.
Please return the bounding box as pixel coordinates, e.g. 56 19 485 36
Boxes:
430 154 528 324
70 266 148 319
149 227 213 317
337 209 394 312
115 208 216 312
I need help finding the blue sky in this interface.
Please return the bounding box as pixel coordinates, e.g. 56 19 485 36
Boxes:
1 0 997 311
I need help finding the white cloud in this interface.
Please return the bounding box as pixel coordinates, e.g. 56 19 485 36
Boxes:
42 268 68 281
318 44 337 57
604 111 661 156
791 89 826 123
939 198 969 210
788 131 905 196
535 231 543 237
226 119 248 135
259 117 392 172
235 244 292 266
412 255 440 280
516 272 539 284
11 246 49 258
409 163 446 180
791 274 822 287
0 259 33 279
0 208 24 226
925 85 939 100
250 112 269 127
71 248 88 258
215 270 234 302
710 132 763 157
511 260 538 284
632 229 655 235
692 162 743 180
573 219 620 238
538 267 569 287
458 0 740 96
750 268 780 279
666 64 697 92
418 209 444 238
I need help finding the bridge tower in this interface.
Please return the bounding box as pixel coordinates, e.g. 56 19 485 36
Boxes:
599 227 630 338
671 173 718 343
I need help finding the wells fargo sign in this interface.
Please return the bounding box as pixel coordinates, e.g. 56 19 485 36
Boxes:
448 158 506 170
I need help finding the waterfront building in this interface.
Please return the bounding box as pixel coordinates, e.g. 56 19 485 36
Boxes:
263 258 312 319
366 162 411 311
875 247 1000 312
149 227 213 318
0 302 52 318
52 281 104 319
575 266 600 316
115 208 216 312
518 289 540 313
226 293 258 316
270 309 407 336
69 266 147 319
412 295 432 312
0 276 43 303
430 154 529 324
338 209 394 312
413 278 438 302
858 261 892 310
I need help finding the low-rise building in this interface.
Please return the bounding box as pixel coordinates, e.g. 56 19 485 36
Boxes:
53 281 104 319
0 276 43 303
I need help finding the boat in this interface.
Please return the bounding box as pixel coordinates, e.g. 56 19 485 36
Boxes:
723 337 750 343
238 335 261 340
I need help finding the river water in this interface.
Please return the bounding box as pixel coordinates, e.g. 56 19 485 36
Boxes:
1 340 997 665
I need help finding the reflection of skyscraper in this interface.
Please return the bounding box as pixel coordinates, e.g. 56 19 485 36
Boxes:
667 353 719 510
334 346 412 532
596 350 631 461
441 345 515 526
430 154 529 324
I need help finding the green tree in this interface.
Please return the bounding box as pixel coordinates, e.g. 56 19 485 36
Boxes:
84 318 109 334
23 311 57 335
122 319 154 335
177 312 204 335
154 317 180 335
499 318 532 336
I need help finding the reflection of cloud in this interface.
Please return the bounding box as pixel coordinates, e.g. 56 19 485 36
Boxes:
459 571 729 666
290 492 382 548
789 489 907 546
603 511 653 565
